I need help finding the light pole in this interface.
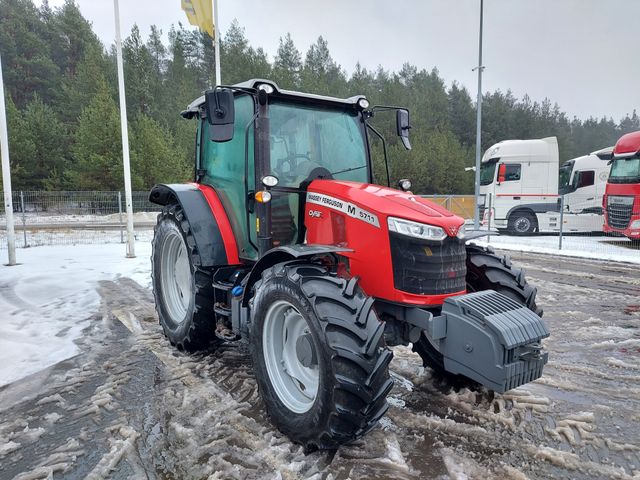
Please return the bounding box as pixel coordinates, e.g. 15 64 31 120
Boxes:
473 0 485 230
0 52 16 266
113 0 135 258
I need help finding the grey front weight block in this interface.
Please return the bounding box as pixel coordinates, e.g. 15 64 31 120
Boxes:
433 290 550 393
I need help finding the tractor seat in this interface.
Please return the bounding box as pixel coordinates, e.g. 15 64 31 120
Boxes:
269 159 328 247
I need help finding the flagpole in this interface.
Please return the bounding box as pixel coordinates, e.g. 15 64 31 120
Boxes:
113 0 136 258
212 0 221 85
0 52 16 266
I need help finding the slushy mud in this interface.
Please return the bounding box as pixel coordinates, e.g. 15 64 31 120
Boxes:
1 253 638 479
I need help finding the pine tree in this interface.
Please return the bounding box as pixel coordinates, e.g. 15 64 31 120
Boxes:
67 81 134 190
49 0 101 78
273 33 302 89
22 94 67 189
123 24 155 116
302 36 346 95
61 43 111 125
448 82 475 148
131 114 190 188
0 94 32 190
0 0 60 106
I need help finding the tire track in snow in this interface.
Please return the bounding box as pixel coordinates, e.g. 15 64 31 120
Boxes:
101 278 421 479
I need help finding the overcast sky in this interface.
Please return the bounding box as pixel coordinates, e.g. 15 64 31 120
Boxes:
37 0 640 121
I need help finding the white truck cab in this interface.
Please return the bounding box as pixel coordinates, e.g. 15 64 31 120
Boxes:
559 146 613 213
480 137 612 234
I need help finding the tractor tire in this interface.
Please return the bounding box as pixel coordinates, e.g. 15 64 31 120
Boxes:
151 204 217 351
413 243 542 385
507 210 537 235
250 262 393 450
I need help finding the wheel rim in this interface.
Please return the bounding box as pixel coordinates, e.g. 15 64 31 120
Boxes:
514 216 531 233
159 228 192 323
262 300 319 414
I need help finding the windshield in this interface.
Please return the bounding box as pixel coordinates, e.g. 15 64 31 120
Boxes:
559 163 573 189
480 159 498 185
269 101 368 188
609 157 640 184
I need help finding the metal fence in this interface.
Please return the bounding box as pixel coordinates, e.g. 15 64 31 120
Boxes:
474 193 640 264
1 191 638 264
0 191 161 249
421 195 476 220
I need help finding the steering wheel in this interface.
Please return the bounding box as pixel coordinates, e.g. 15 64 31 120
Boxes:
277 154 313 177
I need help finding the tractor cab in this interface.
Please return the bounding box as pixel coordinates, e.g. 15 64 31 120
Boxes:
180 79 409 260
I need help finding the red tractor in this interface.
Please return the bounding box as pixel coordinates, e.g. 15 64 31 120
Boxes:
149 79 548 450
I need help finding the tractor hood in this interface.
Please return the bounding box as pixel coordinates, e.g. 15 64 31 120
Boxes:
307 179 465 236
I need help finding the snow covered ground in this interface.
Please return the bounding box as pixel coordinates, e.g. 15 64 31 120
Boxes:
0 243 151 387
479 233 640 264
0 245 638 478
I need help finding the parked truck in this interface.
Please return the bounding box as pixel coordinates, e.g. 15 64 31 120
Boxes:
480 137 611 234
603 130 640 240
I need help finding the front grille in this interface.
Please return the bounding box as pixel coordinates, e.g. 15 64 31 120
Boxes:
607 201 633 229
389 233 466 295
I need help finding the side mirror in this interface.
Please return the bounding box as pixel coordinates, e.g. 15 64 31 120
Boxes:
396 109 411 150
204 88 235 142
497 163 506 183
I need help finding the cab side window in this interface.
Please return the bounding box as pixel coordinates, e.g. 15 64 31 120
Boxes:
504 164 521 181
575 170 595 188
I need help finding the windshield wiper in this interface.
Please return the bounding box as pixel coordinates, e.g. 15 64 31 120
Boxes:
331 165 367 176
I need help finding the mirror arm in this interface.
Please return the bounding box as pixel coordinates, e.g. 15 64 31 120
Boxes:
371 105 408 113
366 122 391 188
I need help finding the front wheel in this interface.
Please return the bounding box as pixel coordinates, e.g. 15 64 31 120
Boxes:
250 262 393 450
151 204 217 351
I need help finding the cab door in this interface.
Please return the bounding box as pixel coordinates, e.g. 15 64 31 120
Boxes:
199 94 258 260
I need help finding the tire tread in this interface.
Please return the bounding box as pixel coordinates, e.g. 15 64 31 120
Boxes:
251 262 392 449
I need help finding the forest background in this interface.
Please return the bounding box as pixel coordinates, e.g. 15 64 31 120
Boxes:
1 0 638 193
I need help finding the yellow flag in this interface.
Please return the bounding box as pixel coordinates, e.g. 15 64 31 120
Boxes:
181 0 214 38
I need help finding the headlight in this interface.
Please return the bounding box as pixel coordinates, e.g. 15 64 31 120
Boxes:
387 217 447 241
630 220 640 229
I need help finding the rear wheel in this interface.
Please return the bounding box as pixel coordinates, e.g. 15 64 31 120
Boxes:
508 210 537 235
151 204 217 351
250 262 393 450
413 243 542 383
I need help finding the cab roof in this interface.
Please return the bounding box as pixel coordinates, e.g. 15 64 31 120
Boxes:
182 79 366 117
481 136 558 164
613 130 640 159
